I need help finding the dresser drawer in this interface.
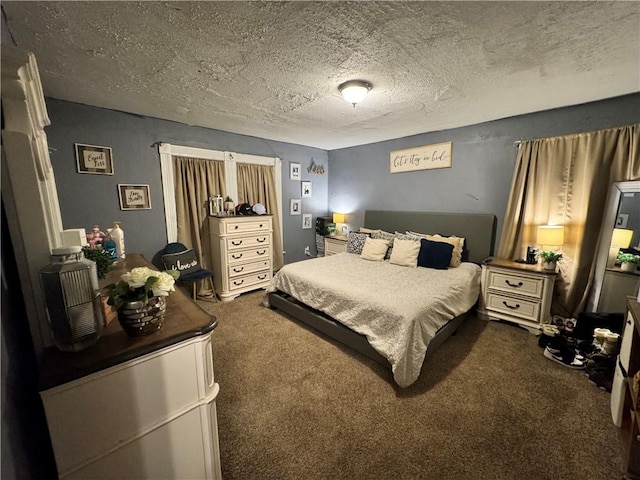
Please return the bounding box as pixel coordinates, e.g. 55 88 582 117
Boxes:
227 247 270 265
224 219 271 235
228 259 271 279
226 234 270 251
486 291 540 322
487 269 544 299
228 271 271 291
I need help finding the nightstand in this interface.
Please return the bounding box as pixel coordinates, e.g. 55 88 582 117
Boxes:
324 235 347 256
478 258 558 333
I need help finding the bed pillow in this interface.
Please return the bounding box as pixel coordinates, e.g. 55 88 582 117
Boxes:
407 231 464 267
389 238 421 267
359 227 381 234
360 238 390 261
162 248 201 277
417 239 454 270
371 230 396 259
346 232 370 254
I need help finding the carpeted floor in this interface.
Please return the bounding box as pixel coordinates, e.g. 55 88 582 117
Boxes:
198 291 622 480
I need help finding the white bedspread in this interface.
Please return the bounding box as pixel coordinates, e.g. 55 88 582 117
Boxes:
264 253 481 387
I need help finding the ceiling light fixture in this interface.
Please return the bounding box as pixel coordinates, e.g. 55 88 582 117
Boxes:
338 80 372 108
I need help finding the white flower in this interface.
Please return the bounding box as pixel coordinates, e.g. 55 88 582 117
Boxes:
121 267 157 288
151 271 176 297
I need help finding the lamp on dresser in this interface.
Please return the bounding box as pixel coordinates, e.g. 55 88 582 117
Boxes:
537 225 565 252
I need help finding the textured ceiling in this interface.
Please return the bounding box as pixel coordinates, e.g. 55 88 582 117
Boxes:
2 1 639 150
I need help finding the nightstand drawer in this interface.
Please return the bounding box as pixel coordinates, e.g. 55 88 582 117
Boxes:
487 270 544 299
486 291 540 322
325 237 347 255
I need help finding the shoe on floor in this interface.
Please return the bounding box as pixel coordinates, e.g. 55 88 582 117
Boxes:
544 346 586 369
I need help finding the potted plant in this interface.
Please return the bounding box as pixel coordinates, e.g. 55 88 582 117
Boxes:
81 246 113 279
106 267 179 336
225 196 235 214
617 252 640 272
538 250 563 271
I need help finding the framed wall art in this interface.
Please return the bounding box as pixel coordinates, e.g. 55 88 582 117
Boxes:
302 213 312 229
75 143 114 175
301 181 312 198
290 162 301 180
390 141 452 173
118 184 151 210
290 199 301 215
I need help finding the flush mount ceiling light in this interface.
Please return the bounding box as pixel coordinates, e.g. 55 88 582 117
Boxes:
338 80 372 108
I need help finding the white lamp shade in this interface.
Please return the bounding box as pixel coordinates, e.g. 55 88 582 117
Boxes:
333 213 345 224
339 80 371 106
611 228 633 248
537 225 564 246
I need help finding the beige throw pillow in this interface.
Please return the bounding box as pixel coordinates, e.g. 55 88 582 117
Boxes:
359 238 390 261
425 234 465 267
389 238 421 267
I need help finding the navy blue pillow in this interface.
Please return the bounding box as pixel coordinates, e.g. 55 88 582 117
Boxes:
417 239 454 269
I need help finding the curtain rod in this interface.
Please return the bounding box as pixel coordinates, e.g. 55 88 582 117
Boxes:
513 123 637 147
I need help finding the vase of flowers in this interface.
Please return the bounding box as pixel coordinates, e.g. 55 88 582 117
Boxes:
106 267 179 337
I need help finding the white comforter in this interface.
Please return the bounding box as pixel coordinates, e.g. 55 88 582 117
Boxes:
264 253 481 387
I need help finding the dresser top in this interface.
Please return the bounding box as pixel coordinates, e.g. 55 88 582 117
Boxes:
38 254 217 391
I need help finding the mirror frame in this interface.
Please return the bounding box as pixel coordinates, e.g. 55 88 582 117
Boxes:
588 180 640 311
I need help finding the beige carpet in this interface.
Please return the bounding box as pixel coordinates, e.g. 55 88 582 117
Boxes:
198 291 622 480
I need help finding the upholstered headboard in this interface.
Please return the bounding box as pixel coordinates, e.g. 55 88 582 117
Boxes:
363 210 497 264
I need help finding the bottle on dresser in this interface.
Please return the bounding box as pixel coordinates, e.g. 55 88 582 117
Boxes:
110 222 125 260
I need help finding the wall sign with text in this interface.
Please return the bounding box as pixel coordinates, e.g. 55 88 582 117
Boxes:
75 143 114 175
389 141 452 173
118 184 151 210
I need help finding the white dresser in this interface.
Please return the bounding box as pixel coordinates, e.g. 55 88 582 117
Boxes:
209 215 273 301
478 258 557 333
38 255 222 480
324 235 347 256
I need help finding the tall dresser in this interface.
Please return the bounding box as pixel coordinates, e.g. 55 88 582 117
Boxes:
209 215 273 301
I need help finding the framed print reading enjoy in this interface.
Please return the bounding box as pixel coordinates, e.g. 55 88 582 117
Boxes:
75 143 114 175
118 184 151 210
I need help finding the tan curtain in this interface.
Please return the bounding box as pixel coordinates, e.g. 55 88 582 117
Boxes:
497 124 640 316
237 163 284 270
173 156 226 293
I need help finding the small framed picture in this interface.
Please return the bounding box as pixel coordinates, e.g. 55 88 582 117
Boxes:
290 199 301 215
290 162 301 181
301 181 312 198
118 184 151 210
75 143 114 175
302 214 312 229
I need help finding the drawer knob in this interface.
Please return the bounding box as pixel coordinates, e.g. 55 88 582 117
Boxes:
232 253 243 259
257 250 266 255
234 225 239 229
505 280 523 288
233 279 244 286
502 301 520 310
233 267 244 273
259 224 263 228
232 240 243 246
256 237 266 243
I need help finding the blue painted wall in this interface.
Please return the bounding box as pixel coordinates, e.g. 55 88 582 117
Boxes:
45 94 639 266
328 93 640 248
45 98 329 265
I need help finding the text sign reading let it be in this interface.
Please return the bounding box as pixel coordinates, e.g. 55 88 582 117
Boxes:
390 141 452 173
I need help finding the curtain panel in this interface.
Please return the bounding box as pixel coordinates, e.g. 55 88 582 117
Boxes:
237 163 284 270
173 156 226 277
497 124 640 316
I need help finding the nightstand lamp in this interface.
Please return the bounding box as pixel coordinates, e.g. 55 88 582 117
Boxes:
537 225 564 251
608 228 633 267
333 213 346 235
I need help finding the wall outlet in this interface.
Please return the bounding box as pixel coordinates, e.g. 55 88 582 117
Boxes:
304 246 311 256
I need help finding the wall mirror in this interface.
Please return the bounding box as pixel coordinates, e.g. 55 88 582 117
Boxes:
589 180 640 312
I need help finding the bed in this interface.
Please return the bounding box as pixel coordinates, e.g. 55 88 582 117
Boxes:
265 210 497 387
